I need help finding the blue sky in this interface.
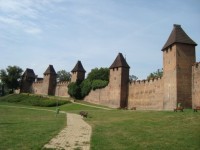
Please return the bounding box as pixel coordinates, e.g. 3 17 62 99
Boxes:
0 0 200 79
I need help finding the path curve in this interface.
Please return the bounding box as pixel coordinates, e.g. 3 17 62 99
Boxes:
44 113 92 150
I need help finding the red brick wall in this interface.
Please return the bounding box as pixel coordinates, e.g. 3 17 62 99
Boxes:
55 81 70 97
32 81 43 95
128 78 164 110
176 44 195 108
163 45 177 110
192 62 200 108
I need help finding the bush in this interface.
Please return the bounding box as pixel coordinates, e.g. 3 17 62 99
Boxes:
68 82 82 99
87 68 109 81
0 94 70 107
80 79 92 97
91 80 108 90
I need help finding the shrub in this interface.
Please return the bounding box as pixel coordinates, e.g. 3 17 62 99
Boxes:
68 82 82 99
87 68 109 81
80 79 92 97
91 80 108 90
0 94 69 107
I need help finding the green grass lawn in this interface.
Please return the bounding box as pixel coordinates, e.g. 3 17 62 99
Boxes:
0 103 66 150
1 94 200 150
60 104 200 150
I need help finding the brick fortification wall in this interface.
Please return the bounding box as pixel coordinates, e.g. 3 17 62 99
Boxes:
21 25 199 110
192 62 200 107
128 78 164 110
32 81 44 95
31 81 70 97
55 81 70 97
84 86 112 107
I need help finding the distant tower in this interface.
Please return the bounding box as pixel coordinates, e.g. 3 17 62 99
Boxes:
109 53 130 108
71 61 86 82
20 68 36 93
162 24 197 109
42 65 57 95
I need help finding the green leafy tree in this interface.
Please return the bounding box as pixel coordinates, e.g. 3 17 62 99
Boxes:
57 70 71 82
68 82 82 99
91 80 108 90
129 75 138 82
0 66 23 93
147 69 163 80
87 67 109 81
68 67 110 99
80 79 92 97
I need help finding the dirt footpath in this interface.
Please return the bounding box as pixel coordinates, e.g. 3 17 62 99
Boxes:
44 113 92 150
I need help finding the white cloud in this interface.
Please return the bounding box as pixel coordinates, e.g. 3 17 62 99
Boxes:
0 0 63 35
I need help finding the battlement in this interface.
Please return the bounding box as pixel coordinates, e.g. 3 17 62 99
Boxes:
33 81 43 84
193 62 200 69
57 81 70 85
129 77 162 86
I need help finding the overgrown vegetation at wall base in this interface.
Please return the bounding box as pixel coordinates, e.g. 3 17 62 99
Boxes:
0 94 70 107
68 67 109 99
68 79 108 99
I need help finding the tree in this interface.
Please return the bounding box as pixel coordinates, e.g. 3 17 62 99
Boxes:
0 66 23 93
68 82 82 99
147 69 163 80
87 67 109 81
68 67 110 99
80 79 92 97
129 75 138 82
57 70 71 82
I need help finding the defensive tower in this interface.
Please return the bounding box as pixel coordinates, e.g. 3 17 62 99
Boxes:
109 53 130 108
71 61 86 82
20 68 36 93
42 65 57 95
162 24 197 109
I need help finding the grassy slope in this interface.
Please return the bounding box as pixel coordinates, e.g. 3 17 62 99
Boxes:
1 95 200 150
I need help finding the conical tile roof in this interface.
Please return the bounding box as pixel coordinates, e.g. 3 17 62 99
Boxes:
109 53 130 69
71 61 86 72
44 65 56 75
162 24 197 51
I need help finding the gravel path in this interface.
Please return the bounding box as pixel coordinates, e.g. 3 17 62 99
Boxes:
44 113 92 150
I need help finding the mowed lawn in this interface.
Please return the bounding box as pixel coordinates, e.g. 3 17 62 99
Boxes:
1 94 200 150
0 103 66 150
60 103 200 150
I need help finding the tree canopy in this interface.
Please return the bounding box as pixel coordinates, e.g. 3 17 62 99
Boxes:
129 75 138 82
68 67 109 99
147 69 163 80
57 70 71 82
87 67 109 81
0 66 23 92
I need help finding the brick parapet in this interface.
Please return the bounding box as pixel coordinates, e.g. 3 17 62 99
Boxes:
57 81 70 85
129 77 162 86
192 62 200 70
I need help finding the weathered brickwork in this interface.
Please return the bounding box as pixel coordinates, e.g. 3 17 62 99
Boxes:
128 78 164 110
192 62 200 108
55 82 70 97
20 24 200 110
